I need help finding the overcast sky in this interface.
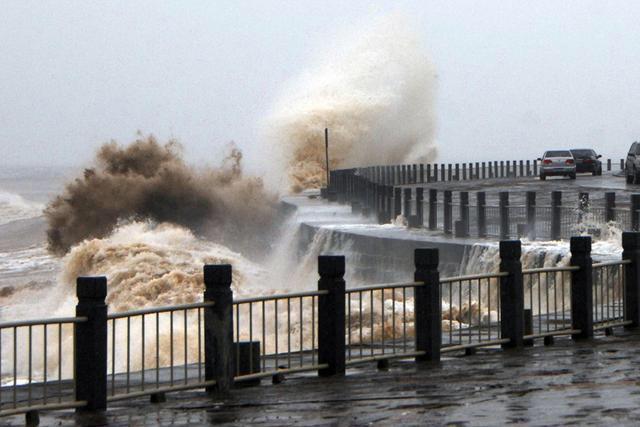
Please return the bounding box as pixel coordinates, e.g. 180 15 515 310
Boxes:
2 0 640 172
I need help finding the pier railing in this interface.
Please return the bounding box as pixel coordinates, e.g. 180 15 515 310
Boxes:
3 233 640 422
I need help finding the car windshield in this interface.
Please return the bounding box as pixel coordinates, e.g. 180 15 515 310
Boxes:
571 149 594 157
545 151 572 157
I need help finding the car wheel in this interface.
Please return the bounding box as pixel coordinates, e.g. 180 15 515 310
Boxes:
570 173 576 180
540 174 546 181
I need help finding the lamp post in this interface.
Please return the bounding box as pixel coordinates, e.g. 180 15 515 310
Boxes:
325 128 330 187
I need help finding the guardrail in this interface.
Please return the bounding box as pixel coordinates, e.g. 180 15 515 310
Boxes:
3 233 640 423
332 169 640 241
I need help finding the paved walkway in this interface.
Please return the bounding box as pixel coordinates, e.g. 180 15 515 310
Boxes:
8 328 640 426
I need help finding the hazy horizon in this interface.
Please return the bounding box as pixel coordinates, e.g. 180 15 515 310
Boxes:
2 1 640 174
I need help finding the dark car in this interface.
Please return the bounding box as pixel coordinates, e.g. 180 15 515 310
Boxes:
570 149 602 175
625 142 640 183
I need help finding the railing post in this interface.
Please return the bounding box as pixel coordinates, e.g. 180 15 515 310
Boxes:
444 190 452 234
75 276 108 412
393 187 402 219
482 162 487 179
204 264 234 392
401 165 407 184
412 164 417 184
477 191 486 237
447 164 452 181
462 163 467 180
621 159 625 170
441 164 445 181
525 160 530 176
499 240 524 349
500 161 504 177
415 187 424 226
623 232 640 328
551 191 562 240
570 236 593 340
533 159 538 176
433 164 438 182
526 191 536 240
499 192 509 240
605 192 616 223
414 248 441 363
459 191 469 237
607 158 611 171
403 188 412 218
318 255 346 376
475 162 480 179
578 192 589 223
428 189 437 230
455 163 460 181
631 194 640 231
419 164 425 183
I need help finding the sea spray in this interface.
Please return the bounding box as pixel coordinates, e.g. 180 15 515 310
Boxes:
264 15 437 193
44 135 278 258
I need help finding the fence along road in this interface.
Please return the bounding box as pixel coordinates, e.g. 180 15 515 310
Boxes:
2 231 640 424
329 160 640 241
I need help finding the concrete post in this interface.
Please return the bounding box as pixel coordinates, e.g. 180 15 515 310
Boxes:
622 231 640 328
607 158 611 171
455 164 460 181
75 277 108 412
570 236 593 340
631 194 640 231
444 190 452 234
419 164 425 183
475 162 480 179
432 164 438 182
426 164 432 183
499 240 524 349
401 165 407 184
482 162 487 179
412 164 418 184
526 191 536 240
441 164 445 181
533 159 538 176
428 189 437 230
447 164 452 181
462 163 467 180
204 265 234 392
477 191 486 238
499 192 509 240
394 187 402 218
318 255 346 376
551 191 562 240
519 160 524 177
526 160 531 176
500 161 504 177
605 192 616 223
621 159 625 170
623 232 640 328
403 188 412 218
460 191 469 237
414 249 441 363
578 192 589 223
415 187 424 226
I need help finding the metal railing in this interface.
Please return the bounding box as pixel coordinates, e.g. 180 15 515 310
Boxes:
0 317 87 416
440 272 508 352
232 290 328 382
106 302 215 402
345 281 424 365
592 260 630 329
522 266 578 338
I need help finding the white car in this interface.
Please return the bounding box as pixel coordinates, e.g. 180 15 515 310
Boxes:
537 150 577 180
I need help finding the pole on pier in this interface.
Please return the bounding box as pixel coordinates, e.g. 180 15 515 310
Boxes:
75 277 108 412
318 256 346 376
499 240 524 349
570 236 593 340
204 264 234 392
414 248 441 363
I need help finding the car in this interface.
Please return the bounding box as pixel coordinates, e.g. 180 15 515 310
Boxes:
625 142 640 184
570 149 602 176
537 150 576 180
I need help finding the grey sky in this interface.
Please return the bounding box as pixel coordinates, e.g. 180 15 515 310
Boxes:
2 0 640 172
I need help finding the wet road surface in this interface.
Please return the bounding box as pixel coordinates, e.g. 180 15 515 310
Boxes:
21 328 640 426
